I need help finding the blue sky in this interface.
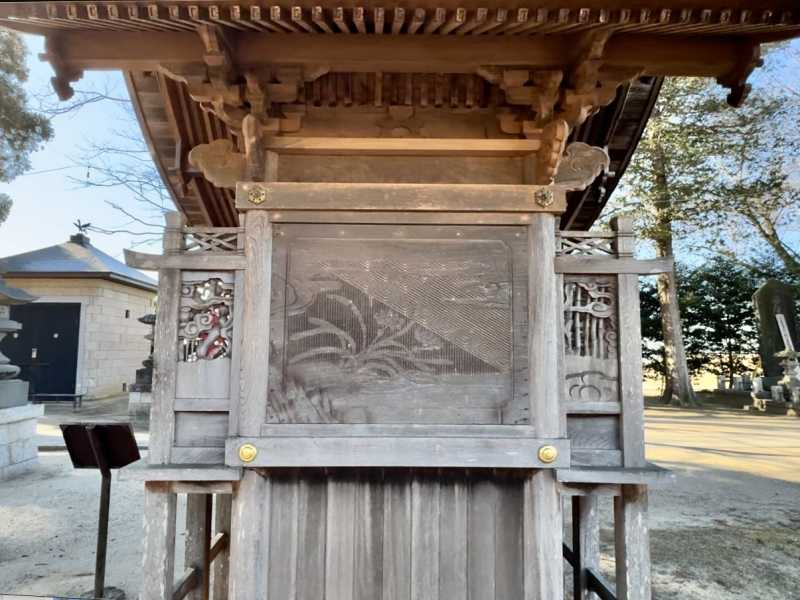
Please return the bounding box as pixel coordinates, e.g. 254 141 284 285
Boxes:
0 35 167 261
0 34 797 265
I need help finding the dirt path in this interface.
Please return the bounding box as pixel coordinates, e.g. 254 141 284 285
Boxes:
0 407 798 599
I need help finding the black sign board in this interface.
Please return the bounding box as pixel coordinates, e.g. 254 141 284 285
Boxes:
60 423 140 470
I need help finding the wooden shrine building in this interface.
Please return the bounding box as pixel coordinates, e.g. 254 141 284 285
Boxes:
1 2 798 599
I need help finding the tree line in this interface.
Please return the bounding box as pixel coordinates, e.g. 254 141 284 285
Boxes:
609 44 799 405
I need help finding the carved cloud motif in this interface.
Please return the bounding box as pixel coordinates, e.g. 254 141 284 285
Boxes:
554 142 610 191
188 139 246 189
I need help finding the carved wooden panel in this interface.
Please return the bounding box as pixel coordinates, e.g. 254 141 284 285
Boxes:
268 225 529 425
176 271 234 400
563 276 620 405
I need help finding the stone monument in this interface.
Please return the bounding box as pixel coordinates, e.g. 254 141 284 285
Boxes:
127 312 155 420
751 280 799 414
0 278 44 480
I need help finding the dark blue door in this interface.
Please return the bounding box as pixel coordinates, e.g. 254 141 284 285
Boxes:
1 302 81 395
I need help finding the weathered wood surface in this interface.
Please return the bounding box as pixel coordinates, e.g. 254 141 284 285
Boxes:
526 213 564 599
149 211 184 465
212 497 232 600
267 210 536 225
572 495 600 600
237 182 567 213
555 256 673 274
263 136 543 156
225 434 570 468
615 485 652 600
184 494 212 600
229 470 270 600
244 470 529 600
125 248 246 271
118 463 241 482
141 482 177 600
557 465 675 486
236 211 272 437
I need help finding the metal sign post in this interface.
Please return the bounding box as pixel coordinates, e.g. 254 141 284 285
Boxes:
60 423 140 599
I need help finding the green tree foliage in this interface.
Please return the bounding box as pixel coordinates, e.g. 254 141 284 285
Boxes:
641 257 763 387
0 30 52 185
0 193 10 226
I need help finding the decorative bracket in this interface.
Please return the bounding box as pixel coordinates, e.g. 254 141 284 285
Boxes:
554 143 610 191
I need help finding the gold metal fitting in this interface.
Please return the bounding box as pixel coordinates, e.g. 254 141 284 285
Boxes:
537 444 558 464
248 187 267 205
238 443 258 463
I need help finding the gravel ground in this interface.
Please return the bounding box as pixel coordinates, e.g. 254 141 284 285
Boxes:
0 406 798 599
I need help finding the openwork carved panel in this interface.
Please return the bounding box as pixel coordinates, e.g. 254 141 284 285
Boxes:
178 273 234 362
563 276 619 404
183 228 242 253
268 225 529 425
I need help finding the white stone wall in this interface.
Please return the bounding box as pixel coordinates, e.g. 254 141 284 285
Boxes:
0 404 43 480
4 277 156 399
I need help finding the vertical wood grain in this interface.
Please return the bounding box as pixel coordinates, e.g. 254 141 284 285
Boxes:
382 475 412 600
411 477 440 600
238 211 272 435
525 213 564 600
468 478 497 600
573 495 600 600
141 482 177 600
150 211 184 464
185 493 212 600
355 472 385 600
229 471 270 600
615 485 651 600
213 494 232 600
617 272 646 467
296 475 328 600
268 474 300 600
325 476 357 600
438 478 467 598
495 478 524 600
612 217 646 467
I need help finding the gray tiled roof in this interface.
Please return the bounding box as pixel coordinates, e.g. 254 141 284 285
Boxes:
0 234 157 292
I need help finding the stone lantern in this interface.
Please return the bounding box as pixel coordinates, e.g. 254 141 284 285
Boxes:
0 277 43 480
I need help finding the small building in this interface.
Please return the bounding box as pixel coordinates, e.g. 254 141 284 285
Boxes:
0 233 157 400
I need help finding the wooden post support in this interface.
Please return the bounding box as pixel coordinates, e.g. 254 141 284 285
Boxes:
615 485 652 600
86 426 112 600
612 217 646 468
572 495 601 600
524 212 564 599
213 494 232 600
185 494 213 600
141 482 177 600
229 471 270 599
150 211 185 465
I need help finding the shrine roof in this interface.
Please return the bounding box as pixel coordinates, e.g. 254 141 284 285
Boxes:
1 2 797 230
0 234 158 292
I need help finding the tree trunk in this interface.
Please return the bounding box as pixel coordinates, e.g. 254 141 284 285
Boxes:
653 230 698 407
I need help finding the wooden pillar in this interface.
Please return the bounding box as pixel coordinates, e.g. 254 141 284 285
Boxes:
186 493 213 600
524 212 564 599
229 471 270 600
228 166 275 597
613 218 646 468
572 495 601 600
150 210 185 465
213 494 232 600
141 482 177 600
615 485 651 600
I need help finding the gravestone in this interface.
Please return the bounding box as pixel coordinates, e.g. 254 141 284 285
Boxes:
752 279 799 382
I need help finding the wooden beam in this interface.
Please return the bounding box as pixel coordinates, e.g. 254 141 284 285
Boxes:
262 136 542 157
554 257 673 274
225 435 571 468
41 31 742 77
124 248 246 271
237 182 568 213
